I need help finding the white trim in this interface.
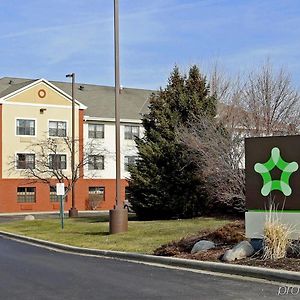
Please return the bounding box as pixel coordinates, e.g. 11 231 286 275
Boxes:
3 101 74 109
0 78 87 109
47 119 68 139
15 117 37 138
87 123 105 139
84 116 142 124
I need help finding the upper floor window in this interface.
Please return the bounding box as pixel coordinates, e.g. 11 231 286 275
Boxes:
88 124 104 139
49 121 67 137
88 155 104 170
49 154 67 170
16 119 35 136
16 153 35 169
124 156 138 171
124 125 139 140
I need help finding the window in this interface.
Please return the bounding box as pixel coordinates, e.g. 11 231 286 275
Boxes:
88 187 105 200
124 156 138 171
16 119 35 136
88 187 105 209
88 124 104 139
17 187 36 203
49 186 67 202
124 125 139 140
125 186 130 200
49 154 67 170
16 153 35 169
88 155 104 170
49 121 67 137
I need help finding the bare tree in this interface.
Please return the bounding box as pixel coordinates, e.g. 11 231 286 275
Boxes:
210 61 300 137
180 116 245 214
242 62 300 136
9 137 107 209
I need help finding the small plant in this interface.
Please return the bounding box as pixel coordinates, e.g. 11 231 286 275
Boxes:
263 204 293 260
87 194 103 210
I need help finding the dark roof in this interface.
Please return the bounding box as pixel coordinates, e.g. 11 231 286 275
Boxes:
0 77 153 120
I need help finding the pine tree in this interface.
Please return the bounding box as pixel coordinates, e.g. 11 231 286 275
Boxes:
128 66 216 220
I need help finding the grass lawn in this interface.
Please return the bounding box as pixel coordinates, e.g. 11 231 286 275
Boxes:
0 215 230 254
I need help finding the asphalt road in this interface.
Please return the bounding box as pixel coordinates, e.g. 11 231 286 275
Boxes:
0 236 297 300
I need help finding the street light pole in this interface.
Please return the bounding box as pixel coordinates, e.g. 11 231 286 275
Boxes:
109 0 128 234
66 72 78 218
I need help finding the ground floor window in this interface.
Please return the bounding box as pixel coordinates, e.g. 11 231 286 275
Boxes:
17 187 36 203
49 186 67 202
125 186 130 200
88 186 105 210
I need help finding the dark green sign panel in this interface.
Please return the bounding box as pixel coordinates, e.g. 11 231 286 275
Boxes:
245 135 300 210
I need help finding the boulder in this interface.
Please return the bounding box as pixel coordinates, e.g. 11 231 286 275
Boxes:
250 238 263 253
222 241 254 262
24 215 35 221
191 240 215 254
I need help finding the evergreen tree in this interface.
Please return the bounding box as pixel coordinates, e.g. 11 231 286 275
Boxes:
128 66 216 220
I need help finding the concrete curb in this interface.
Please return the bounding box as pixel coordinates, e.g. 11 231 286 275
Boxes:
1 230 300 284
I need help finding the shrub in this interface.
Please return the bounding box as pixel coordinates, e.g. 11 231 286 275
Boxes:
263 205 293 260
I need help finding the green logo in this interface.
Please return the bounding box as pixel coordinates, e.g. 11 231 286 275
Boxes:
254 147 298 196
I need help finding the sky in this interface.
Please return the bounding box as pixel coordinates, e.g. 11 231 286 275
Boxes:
0 0 300 90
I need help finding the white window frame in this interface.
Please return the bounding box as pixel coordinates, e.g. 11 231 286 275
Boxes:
15 118 37 137
88 123 105 139
48 119 68 138
124 125 140 140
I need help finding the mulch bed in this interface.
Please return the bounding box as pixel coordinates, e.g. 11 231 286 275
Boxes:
154 220 300 272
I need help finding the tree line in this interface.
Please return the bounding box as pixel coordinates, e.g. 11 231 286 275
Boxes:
128 62 300 219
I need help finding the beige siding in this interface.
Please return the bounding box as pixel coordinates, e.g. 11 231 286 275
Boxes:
2 85 80 178
8 82 72 106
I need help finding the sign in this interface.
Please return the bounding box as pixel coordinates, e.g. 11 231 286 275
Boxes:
245 135 300 210
56 183 65 196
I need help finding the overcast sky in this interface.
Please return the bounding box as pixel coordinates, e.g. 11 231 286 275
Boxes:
0 0 300 89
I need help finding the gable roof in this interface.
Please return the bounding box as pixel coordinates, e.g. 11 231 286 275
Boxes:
0 77 153 120
0 77 87 109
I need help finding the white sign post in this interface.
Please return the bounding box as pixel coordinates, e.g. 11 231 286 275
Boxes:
56 183 65 229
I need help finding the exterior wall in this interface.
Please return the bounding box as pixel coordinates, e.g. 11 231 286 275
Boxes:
2 104 79 178
0 80 142 213
0 178 128 212
8 82 71 106
83 120 143 180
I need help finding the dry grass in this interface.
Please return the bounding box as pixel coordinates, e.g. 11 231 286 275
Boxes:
263 205 293 260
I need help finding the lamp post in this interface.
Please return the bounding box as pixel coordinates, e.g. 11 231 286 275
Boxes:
66 72 78 218
109 0 128 234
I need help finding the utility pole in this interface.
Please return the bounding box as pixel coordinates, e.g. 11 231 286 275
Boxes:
66 72 78 218
109 0 128 234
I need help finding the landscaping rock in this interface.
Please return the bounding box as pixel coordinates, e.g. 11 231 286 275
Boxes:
222 241 254 262
191 240 215 254
250 238 263 253
24 215 35 221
